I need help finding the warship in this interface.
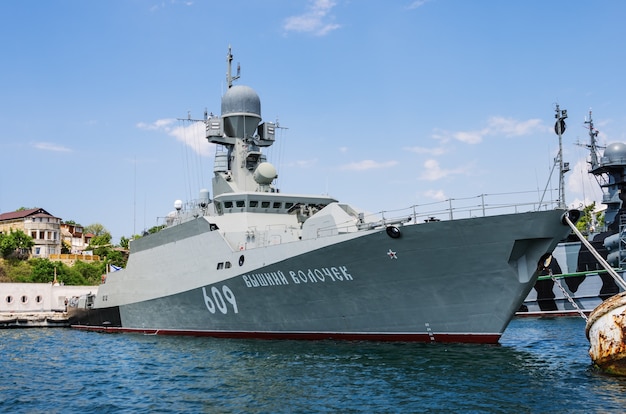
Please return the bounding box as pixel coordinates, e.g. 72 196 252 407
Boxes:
69 48 576 343
519 110 626 317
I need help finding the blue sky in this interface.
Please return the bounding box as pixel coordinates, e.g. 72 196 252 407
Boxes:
1 0 626 242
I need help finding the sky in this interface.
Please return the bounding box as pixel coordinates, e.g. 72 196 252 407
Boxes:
1 0 626 243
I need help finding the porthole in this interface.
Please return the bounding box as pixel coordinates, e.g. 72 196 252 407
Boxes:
386 226 401 239
239 255 245 266
6 296 13 304
21 295 28 304
36 295 43 303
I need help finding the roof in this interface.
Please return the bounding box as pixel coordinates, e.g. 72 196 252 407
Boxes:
0 208 57 222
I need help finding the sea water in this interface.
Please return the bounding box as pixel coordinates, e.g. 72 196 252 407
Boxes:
1 317 625 413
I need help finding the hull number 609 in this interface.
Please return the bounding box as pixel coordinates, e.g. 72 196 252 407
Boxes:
202 285 238 314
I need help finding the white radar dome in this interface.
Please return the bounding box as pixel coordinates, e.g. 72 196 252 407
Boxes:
174 200 183 211
253 162 277 185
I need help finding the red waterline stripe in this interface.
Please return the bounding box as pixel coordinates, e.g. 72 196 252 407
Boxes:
70 325 501 344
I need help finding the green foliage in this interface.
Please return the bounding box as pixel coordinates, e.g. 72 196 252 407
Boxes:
107 250 127 267
29 258 58 283
0 261 8 282
148 225 166 234
84 223 108 236
73 260 106 285
119 236 130 249
0 257 101 285
5 260 32 282
61 241 72 254
0 230 34 259
89 233 112 247
576 202 604 235
0 233 15 258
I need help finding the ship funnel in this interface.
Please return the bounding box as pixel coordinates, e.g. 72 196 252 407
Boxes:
221 85 261 138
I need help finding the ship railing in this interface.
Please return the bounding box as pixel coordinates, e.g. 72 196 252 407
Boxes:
360 191 561 227
311 192 561 237
536 268 624 281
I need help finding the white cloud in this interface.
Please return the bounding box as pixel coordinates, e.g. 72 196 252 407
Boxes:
423 189 447 201
453 130 483 144
340 159 398 171
435 116 544 145
33 142 72 152
137 118 212 157
419 159 471 181
419 159 447 181
407 0 430 10
566 158 603 209
283 0 341 36
404 145 446 155
136 118 176 131
486 116 543 137
295 159 319 168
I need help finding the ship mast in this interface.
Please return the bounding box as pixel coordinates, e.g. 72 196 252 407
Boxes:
554 104 569 209
584 110 601 170
226 45 240 89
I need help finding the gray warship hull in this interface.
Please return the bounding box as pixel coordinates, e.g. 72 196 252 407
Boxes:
71 209 572 343
69 47 576 343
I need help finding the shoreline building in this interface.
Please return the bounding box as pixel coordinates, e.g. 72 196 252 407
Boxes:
0 208 61 258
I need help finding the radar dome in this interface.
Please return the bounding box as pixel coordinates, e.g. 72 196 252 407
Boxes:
603 142 626 163
174 200 183 211
221 85 261 138
221 85 261 117
253 162 277 185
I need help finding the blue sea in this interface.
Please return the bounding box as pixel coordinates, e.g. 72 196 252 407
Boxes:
1 317 625 413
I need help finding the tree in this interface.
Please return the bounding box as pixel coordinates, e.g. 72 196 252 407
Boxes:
89 232 112 247
84 223 108 237
73 260 105 285
61 240 72 254
28 258 97 285
148 225 166 234
576 202 604 235
5 260 32 283
0 233 15 258
0 230 34 259
29 258 57 283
